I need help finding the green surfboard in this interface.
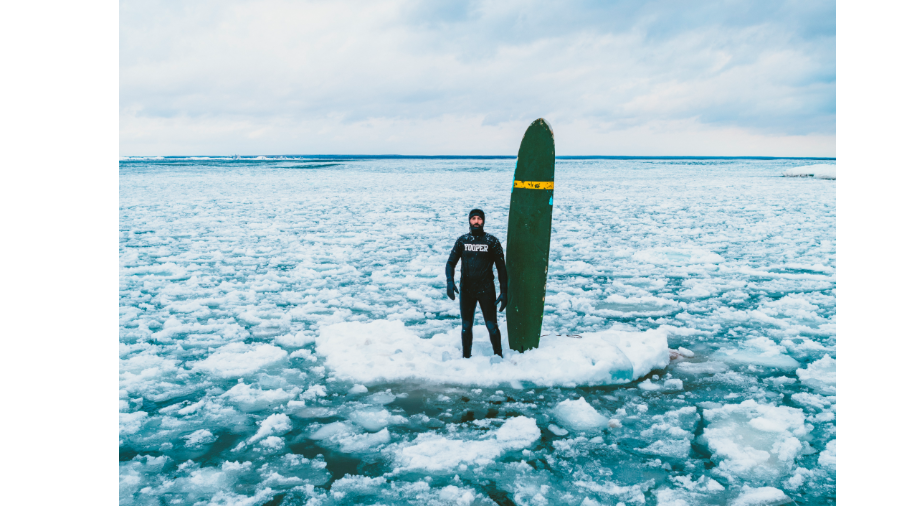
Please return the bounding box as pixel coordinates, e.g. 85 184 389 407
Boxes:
506 118 555 352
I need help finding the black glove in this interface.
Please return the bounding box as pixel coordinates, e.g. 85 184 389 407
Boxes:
496 292 508 312
447 281 459 300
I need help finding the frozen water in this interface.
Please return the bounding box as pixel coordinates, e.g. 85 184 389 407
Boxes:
120 157 836 504
698 400 809 482
784 163 836 180
316 319 669 387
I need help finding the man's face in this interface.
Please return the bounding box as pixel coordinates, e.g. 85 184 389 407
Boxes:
469 216 484 228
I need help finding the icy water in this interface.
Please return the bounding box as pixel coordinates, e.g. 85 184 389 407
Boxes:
119 157 836 505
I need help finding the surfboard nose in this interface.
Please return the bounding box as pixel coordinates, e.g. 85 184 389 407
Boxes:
532 118 554 136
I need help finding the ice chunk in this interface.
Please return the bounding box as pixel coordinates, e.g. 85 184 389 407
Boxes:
310 422 353 441
274 331 314 348
638 379 661 391
818 439 836 469
790 392 831 411
552 397 608 432
493 416 542 447
367 390 396 404
393 416 540 472
638 406 699 459
348 409 408 432
784 163 836 179
663 379 683 390
193 343 287 378
337 429 391 453
676 361 728 374
711 337 800 370
316 320 669 386
698 400 809 481
220 382 296 412
307 421 390 454
300 384 327 400
289 349 313 360
348 384 368 394
640 439 692 459
295 407 336 418
732 485 790 506
119 411 148 436
548 424 569 436
670 474 724 492
677 347 695 358
207 489 276 506
246 413 292 445
183 429 217 448
796 355 836 394
258 436 285 451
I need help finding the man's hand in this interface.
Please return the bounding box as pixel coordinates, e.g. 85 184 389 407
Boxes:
447 281 459 300
496 292 508 312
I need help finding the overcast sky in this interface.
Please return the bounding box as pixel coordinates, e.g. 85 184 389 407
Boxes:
120 0 835 156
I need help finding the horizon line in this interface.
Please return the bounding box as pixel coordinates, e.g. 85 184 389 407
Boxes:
121 155 836 161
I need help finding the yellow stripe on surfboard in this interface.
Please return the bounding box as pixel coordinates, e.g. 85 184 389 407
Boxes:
513 180 554 190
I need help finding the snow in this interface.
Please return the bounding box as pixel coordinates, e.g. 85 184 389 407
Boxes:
119 158 836 504
316 320 670 387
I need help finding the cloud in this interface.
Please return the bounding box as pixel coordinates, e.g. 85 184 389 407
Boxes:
120 0 835 155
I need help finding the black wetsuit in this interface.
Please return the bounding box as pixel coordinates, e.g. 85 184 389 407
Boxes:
446 229 508 357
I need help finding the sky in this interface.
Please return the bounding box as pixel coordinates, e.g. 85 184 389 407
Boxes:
120 0 836 157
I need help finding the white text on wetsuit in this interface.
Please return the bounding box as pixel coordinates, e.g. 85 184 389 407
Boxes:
464 244 489 252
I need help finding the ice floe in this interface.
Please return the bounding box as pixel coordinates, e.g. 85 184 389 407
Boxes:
698 400 810 481
316 319 670 387
391 416 540 472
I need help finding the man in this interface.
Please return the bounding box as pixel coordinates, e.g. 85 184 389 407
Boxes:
445 209 508 358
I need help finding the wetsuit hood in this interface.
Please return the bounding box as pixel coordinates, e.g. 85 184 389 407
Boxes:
469 208 485 235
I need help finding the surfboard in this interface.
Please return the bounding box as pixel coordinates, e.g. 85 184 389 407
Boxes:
506 118 555 352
